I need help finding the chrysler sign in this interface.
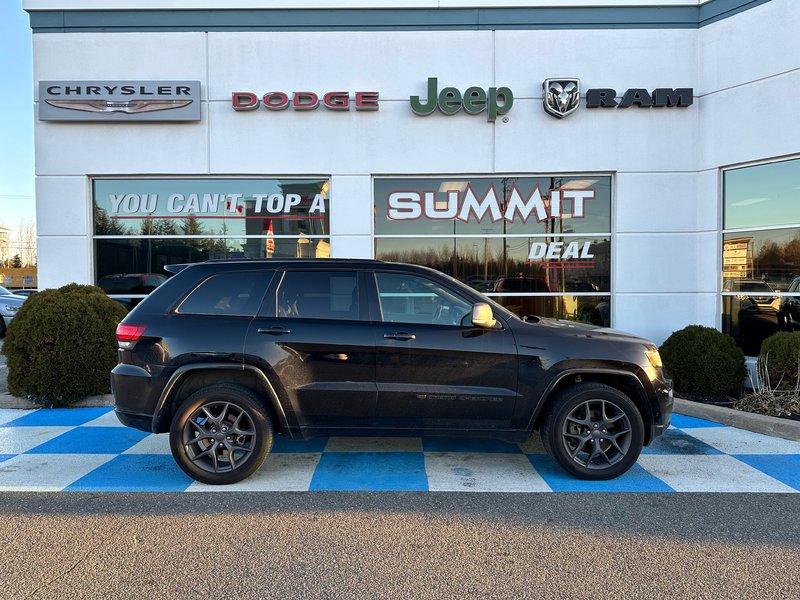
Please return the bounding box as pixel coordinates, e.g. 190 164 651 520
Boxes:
39 81 201 122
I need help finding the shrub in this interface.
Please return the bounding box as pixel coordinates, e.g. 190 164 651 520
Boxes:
659 325 747 398
758 331 800 390
1 283 127 406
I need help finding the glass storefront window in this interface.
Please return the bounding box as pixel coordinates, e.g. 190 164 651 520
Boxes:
722 157 800 355
92 178 330 295
374 176 611 326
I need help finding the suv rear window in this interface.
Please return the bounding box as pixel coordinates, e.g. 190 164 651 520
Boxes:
177 271 273 316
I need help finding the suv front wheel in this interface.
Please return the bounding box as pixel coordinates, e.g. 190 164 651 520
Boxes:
169 384 274 485
541 383 644 480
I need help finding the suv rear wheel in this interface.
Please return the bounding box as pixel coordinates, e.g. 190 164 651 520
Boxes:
541 383 644 480
169 384 274 485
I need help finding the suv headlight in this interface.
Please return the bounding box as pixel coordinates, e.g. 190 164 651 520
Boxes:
644 348 663 369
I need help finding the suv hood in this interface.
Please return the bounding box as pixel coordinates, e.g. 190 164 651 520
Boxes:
513 316 653 345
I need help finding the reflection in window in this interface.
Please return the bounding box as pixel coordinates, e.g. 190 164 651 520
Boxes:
375 238 609 293
92 178 331 292
722 157 800 355
95 238 329 284
490 295 610 326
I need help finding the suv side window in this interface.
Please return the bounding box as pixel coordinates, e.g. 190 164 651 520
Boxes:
177 270 274 316
276 271 360 320
376 272 472 326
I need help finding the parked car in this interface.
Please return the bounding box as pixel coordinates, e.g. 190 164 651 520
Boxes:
0 285 26 337
491 275 561 319
779 276 800 329
112 259 673 485
10 289 38 298
98 273 168 311
722 278 780 355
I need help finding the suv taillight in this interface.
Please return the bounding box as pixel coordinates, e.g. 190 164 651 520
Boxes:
116 324 146 349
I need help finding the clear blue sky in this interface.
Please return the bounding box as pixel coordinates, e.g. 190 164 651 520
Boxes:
0 1 35 235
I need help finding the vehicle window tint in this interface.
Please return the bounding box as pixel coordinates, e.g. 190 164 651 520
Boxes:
178 271 273 316
277 271 359 320
376 272 472 326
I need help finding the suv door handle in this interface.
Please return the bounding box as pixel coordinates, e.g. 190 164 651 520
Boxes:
257 326 292 335
384 332 416 341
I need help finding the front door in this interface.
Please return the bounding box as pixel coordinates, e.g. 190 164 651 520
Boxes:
372 271 519 430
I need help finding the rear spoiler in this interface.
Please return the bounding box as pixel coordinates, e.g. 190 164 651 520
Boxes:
164 263 191 275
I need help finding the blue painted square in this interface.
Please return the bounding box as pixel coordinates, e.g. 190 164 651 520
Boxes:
422 438 522 454
25 426 149 454
527 455 674 492
0 454 14 463
670 414 727 429
733 454 800 491
310 452 428 491
1 407 114 428
65 454 193 492
272 436 329 453
641 428 723 455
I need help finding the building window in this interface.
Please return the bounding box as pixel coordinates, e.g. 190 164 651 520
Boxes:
722 157 800 355
373 176 612 325
93 178 330 300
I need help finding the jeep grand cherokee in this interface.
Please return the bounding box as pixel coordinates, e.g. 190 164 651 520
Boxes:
112 259 672 485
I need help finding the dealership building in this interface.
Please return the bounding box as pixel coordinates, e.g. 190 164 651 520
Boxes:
23 0 800 353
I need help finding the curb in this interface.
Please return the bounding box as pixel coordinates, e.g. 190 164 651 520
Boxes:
0 393 114 410
674 397 800 442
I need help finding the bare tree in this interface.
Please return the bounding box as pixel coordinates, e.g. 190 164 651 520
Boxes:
16 219 37 267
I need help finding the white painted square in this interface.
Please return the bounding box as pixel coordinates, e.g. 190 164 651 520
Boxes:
637 455 796 493
82 411 126 428
0 409 30 427
325 437 423 453
122 434 171 455
0 454 115 491
0 426 72 454
187 453 321 492
425 452 551 492
686 427 800 455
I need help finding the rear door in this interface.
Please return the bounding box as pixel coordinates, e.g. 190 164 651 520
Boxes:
372 270 519 430
244 268 377 430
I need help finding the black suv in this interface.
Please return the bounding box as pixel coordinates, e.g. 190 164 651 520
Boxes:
112 259 672 485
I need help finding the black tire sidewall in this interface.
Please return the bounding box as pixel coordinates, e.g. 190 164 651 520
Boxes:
543 383 644 481
169 385 273 485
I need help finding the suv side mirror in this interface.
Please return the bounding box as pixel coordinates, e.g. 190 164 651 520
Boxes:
471 302 496 328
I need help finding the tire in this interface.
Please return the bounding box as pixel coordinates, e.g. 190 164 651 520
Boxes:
169 384 274 485
541 383 644 480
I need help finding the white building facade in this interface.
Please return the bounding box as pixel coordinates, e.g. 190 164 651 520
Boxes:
24 0 800 353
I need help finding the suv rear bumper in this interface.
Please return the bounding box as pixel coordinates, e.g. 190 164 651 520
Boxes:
115 408 154 432
111 363 163 432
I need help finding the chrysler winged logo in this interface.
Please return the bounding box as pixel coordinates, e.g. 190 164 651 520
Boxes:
39 81 201 122
44 99 193 114
543 78 580 119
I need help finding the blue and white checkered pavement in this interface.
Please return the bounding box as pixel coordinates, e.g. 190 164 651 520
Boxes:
0 407 798 492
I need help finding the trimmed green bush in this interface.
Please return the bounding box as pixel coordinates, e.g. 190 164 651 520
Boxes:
659 325 747 398
759 331 800 390
1 284 127 406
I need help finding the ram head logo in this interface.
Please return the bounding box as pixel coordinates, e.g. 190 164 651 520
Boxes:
543 78 580 119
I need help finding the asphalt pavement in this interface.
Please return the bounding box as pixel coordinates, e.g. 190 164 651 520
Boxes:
1 492 799 599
